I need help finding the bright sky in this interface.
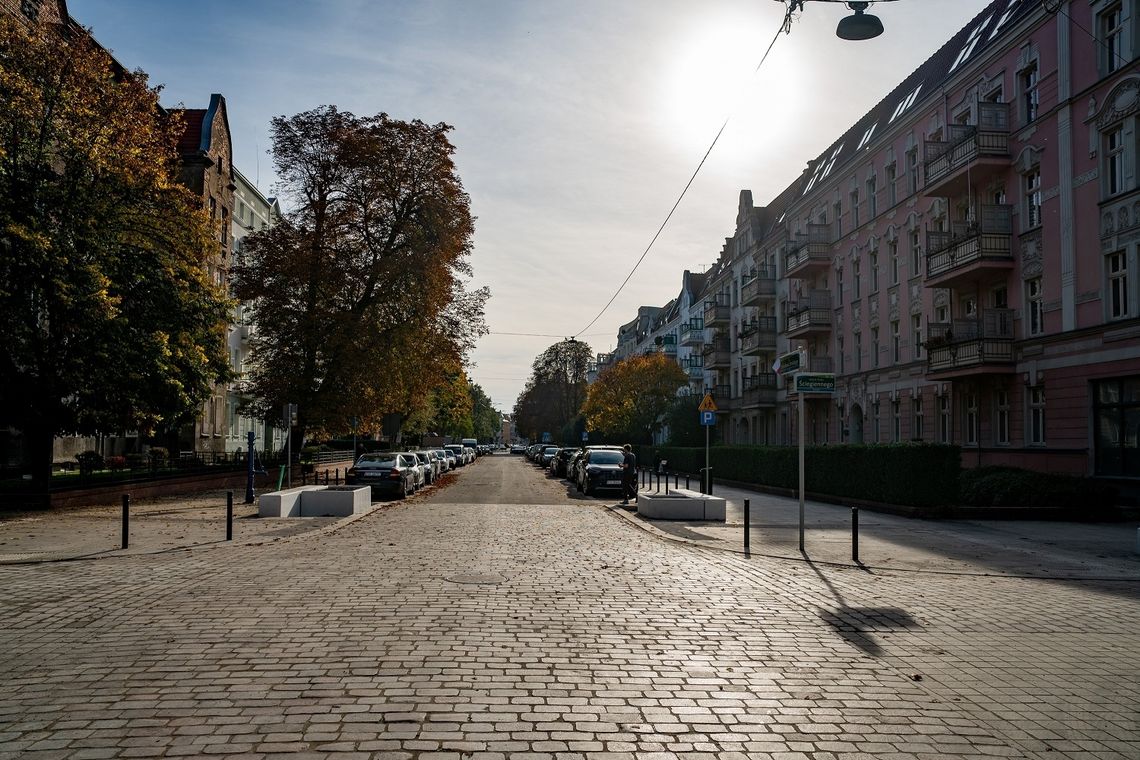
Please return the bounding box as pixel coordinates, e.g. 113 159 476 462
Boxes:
71 0 995 413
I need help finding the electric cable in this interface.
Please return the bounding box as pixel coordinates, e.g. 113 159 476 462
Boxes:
572 4 796 339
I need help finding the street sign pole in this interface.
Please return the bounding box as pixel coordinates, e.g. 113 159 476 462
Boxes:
705 422 710 495
798 388 805 553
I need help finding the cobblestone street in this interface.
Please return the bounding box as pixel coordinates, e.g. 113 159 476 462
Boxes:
1 458 1138 759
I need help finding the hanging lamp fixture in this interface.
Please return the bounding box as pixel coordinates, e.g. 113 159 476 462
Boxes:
836 2 885 40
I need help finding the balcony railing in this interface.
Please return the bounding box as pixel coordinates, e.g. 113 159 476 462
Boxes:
680 318 705 346
784 224 834 277
742 372 778 408
741 268 777 306
740 316 778 355
923 102 1010 195
925 308 1015 375
925 205 1013 286
704 297 730 325
712 383 736 412
701 337 731 368
784 290 833 336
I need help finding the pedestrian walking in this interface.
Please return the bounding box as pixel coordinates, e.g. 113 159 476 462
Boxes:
620 444 637 505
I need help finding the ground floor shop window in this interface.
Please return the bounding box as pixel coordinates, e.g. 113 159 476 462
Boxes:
1094 376 1140 477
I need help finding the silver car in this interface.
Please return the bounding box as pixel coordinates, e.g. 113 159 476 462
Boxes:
414 451 439 484
434 449 454 472
402 452 426 489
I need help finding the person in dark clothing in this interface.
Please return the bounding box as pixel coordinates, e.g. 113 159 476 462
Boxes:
620 444 637 505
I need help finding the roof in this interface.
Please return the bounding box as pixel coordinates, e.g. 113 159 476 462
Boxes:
170 94 230 158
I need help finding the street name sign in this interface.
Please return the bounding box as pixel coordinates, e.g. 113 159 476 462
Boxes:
775 350 802 375
793 372 837 394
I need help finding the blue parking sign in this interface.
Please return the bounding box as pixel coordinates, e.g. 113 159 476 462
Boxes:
699 410 715 426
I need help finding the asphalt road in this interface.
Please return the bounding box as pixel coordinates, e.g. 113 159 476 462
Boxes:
430 451 590 505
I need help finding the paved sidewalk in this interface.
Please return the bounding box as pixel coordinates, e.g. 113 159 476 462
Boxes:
627 480 1140 580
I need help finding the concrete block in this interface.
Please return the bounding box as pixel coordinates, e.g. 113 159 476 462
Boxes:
299 486 371 517
637 488 726 521
258 486 326 518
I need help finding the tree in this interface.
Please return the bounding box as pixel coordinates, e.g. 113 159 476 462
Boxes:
468 382 500 442
512 340 591 443
582 353 688 443
231 107 488 448
663 394 707 446
0 18 231 494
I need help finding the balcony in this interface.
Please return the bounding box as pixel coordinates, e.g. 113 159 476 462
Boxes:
711 383 737 413
680 318 705 346
922 102 1010 198
925 308 1016 379
658 333 678 355
703 297 730 327
741 372 778 408
740 268 777 307
739 316 778 356
925 205 1014 290
783 290 833 339
784 224 834 279
701 337 731 369
680 355 705 382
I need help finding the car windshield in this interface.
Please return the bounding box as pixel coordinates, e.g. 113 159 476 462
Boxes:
415 453 429 462
590 451 623 464
358 453 397 466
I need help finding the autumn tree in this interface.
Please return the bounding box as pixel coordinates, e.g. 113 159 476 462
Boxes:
231 107 488 448
512 340 592 443
582 353 688 443
0 17 231 494
468 382 501 442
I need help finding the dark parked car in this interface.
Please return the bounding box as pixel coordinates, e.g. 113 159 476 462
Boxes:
551 447 579 478
536 445 560 468
346 452 419 499
575 447 628 496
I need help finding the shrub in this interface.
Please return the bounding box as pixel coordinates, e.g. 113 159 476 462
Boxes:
960 466 1119 517
148 447 168 466
105 455 127 471
75 450 104 475
125 453 150 470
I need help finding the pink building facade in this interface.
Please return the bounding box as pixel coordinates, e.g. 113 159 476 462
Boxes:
617 0 1140 486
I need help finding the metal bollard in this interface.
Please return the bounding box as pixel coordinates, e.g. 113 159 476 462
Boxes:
226 491 233 541
655 471 659 492
335 468 340 485
852 506 860 563
744 499 750 552
665 471 669 495
121 494 129 550
686 474 691 489
324 469 329 485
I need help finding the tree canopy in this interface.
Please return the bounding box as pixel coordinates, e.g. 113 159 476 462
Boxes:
0 17 231 488
512 340 592 444
231 107 488 444
581 353 688 443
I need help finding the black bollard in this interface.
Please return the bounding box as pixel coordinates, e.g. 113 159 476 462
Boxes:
324 469 329 485
335 468 340 485
852 506 860 563
121 494 129 549
655 471 659 492
744 498 750 552
226 490 233 541
686 474 690 490
665 471 669 495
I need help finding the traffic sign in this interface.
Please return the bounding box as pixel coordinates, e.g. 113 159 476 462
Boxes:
775 350 802 375
698 393 718 412
793 372 836 394
699 410 716 426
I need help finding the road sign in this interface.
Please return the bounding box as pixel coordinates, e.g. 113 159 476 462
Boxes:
581 431 588 441
775 350 802 375
698 393 718 412
699 410 716 426
793 372 836 394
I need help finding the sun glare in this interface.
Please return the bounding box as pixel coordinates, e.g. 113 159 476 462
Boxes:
660 14 802 162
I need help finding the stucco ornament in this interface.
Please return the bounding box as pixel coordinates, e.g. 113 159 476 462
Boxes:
1095 77 1140 129
1022 236 1044 278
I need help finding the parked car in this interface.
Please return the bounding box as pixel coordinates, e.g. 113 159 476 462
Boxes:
536 445 560 468
566 449 585 479
463 446 477 464
345 452 418 499
510 444 525 454
402 452 426 489
551 447 578 478
444 444 466 466
413 450 439 484
434 449 453 472
575 447 627 496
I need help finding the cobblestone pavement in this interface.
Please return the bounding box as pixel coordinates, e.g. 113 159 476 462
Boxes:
1 465 1138 758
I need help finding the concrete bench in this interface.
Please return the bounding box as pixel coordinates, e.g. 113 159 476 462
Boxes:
259 485 370 518
637 487 726 521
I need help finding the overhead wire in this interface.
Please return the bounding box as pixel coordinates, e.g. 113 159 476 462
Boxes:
572 3 797 339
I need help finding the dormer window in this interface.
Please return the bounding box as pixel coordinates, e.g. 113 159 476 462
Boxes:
856 123 878 151
988 0 1019 42
950 16 991 72
890 85 923 123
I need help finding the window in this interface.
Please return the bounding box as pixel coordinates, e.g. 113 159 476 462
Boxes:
870 250 879 291
853 259 862 300
838 336 846 374
906 148 919 194
1020 62 1039 124
939 395 951 443
833 200 842 237
1105 126 1125 197
851 189 860 228
871 326 880 368
1027 277 1044 336
913 396 924 441
1029 386 1046 445
963 296 977 319
890 85 923 123
996 389 1010 445
1100 3 1124 75
951 17 990 71
910 229 922 275
965 391 979 446
912 314 923 360
892 399 901 442
935 303 949 325
891 320 900 363
867 176 878 218
872 401 881 442
886 163 897 206
1108 251 1130 320
1093 377 1140 477
1024 168 1042 229
889 240 899 285
855 332 862 371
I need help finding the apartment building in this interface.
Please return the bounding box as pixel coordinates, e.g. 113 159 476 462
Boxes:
611 0 1140 482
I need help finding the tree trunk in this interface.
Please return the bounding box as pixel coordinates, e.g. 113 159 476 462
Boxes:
23 422 55 509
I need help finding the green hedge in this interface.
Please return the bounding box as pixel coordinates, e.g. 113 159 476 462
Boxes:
638 444 961 509
960 466 1119 516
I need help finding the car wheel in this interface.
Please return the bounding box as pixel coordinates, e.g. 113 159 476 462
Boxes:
400 482 408 499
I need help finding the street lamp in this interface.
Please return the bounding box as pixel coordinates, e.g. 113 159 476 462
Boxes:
836 2 884 40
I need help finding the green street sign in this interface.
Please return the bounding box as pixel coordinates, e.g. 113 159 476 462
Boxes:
775 350 802 375
793 372 836 394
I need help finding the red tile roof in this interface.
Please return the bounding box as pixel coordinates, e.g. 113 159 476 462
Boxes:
170 108 206 155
